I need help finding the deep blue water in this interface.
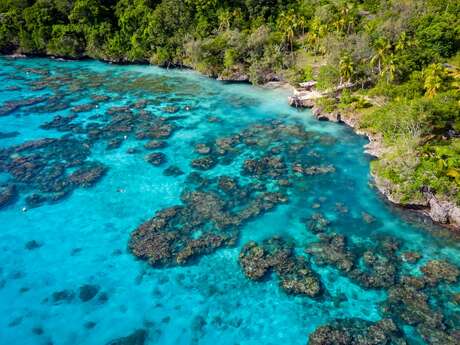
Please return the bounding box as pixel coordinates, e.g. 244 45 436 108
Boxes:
0 57 459 345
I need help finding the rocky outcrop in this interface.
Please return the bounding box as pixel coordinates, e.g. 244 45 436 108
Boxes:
288 85 460 231
372 172 460 230
427 194 460 228
217 65 249 82
288 89 322 109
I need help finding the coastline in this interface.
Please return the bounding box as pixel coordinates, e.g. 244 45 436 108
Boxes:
288 86 460 232
3 53 459 232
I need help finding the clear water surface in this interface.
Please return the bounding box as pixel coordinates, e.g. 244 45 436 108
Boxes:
0 57 458 345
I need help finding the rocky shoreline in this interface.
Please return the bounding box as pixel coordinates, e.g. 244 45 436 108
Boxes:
288 85 460 232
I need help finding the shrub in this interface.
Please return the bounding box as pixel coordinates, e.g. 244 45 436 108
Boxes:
316 64 339 91
47 24 85 58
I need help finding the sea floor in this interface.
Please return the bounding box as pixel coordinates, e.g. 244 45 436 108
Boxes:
0 57 459 345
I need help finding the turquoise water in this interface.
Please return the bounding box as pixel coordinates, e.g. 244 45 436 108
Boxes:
0 57 459 345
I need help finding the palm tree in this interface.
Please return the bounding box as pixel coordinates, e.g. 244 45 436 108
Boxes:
218 9 231 32
423 63 447 98
306 18 325 53
278 10 297 53
298 16 306 36
338 1 356 34
332 1 356 34
395 32 408 52
339 53 354 84
383 53 397 82
370 37 391 75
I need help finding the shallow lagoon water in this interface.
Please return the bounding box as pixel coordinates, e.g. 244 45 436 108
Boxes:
0 57 459 345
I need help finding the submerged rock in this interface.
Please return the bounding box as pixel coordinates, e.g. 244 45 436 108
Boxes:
163 166 184 177
421 260 459 286
242 155 286 179
144 140 167 150
25 193 48 208
191 156 217 170
25 240 42 250
79 284 100 302
106 329 147 345
71 103 96 113
40 115 77 130
401 251 422 263
308 318 404 345
305 213 330 234
278 256 323 297
0 184 17 209
195 143 212 155
307 234 356 272
303 165 336 175
146 152 167 166
52 290 75 304
69 162 107 187
239 238 323 297
0 131 20 139
129 168 288 267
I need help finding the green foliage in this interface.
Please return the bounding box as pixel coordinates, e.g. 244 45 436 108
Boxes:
423 63 449 98
0 9 21 52
0 0 459 208
302 65 313 81
316 64 339 90
47 24 85 58
412 13 460 59
369 72 425 100
224 48 237 69
339 89 355 105
316 96 336 113
20 0 64 53
0 0 457 82
69 0 107 25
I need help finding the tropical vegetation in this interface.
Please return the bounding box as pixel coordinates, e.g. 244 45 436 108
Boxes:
1 0 460 210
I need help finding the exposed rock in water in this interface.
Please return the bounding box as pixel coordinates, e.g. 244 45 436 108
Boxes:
373 174 460 230
427 195 460 228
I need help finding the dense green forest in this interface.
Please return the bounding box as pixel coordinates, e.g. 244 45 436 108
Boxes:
1 0 460 212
